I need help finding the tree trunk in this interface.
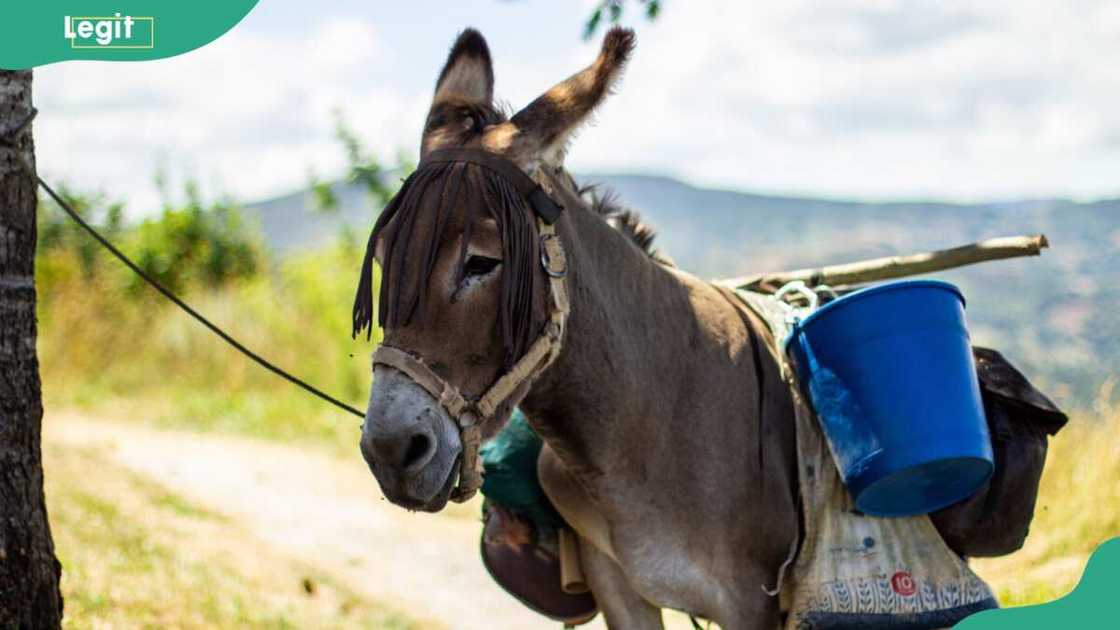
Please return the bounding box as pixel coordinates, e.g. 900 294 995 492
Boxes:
0 70 63 629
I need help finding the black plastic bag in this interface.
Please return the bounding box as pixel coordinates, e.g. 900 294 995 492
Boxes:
930 347 1068 557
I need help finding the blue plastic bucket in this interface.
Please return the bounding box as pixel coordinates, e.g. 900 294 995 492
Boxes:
786 280 993 517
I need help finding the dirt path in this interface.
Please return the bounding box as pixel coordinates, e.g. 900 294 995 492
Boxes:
48 413 563 630
48 415 719 629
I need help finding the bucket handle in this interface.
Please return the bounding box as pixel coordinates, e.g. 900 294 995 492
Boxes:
774 280 819 310
774 280 834 324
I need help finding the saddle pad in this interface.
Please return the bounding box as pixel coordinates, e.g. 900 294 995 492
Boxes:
480 409 567 532
734 290 998 630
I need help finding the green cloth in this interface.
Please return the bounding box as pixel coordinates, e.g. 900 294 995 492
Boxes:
480 409 566 531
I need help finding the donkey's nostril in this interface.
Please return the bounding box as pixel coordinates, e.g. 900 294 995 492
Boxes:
362 423 437 475
402 432 434 471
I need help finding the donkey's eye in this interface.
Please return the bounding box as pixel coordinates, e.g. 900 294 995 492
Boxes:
462 255 501 278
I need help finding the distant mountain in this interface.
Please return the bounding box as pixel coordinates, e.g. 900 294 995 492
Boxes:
243 174 1119 407
241 182 375 253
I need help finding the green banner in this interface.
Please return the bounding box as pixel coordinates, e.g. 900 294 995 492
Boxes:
0 1 260 69
961 537 1119 628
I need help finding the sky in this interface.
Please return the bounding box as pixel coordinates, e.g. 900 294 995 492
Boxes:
32 0 1120 215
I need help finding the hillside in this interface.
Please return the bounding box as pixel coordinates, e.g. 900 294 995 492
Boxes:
244 175 1119 407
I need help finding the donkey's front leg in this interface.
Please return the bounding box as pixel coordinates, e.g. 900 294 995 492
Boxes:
581 540 664 630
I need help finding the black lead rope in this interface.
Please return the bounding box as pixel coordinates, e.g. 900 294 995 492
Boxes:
0 107 365 420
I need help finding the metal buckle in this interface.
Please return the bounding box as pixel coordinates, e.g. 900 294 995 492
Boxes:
540 233 568 278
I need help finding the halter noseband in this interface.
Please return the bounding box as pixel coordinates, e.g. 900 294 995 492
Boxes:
369 148 571 503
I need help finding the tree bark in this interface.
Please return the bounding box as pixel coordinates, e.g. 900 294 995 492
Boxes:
0 70 63 629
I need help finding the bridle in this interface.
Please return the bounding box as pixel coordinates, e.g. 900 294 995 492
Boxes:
369 148 571 503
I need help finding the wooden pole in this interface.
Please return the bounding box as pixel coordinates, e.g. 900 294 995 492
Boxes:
717 234 1049 293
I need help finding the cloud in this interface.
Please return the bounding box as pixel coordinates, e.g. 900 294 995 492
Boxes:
32 0 1120 211
795 3 989 56
569 0 1120 200
35 14 428 215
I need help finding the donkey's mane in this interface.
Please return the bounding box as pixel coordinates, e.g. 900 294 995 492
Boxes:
580 184 660 260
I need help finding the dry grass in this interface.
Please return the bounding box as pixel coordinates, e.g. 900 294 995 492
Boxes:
44 443 428 630
37 243 380 453
972 382 1120 606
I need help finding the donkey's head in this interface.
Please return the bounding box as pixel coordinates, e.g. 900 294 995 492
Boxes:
354 27 634 511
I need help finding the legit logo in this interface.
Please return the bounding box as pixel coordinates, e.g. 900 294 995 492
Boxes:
64 14 154 49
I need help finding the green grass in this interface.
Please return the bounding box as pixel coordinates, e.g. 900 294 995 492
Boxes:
45 444 425 629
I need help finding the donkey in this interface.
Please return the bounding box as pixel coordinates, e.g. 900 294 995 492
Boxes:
355 27 800 629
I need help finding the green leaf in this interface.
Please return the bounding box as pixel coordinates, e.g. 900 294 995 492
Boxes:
310 180 339 215
583 7 603 40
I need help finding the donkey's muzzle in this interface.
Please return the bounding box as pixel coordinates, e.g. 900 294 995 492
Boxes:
361 366 463 511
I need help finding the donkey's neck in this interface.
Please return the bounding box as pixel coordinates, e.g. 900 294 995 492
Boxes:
520 176 762 485
518 177 799 628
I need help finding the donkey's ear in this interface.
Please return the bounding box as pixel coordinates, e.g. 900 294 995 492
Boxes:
433 29 495 105
485 27 635 168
